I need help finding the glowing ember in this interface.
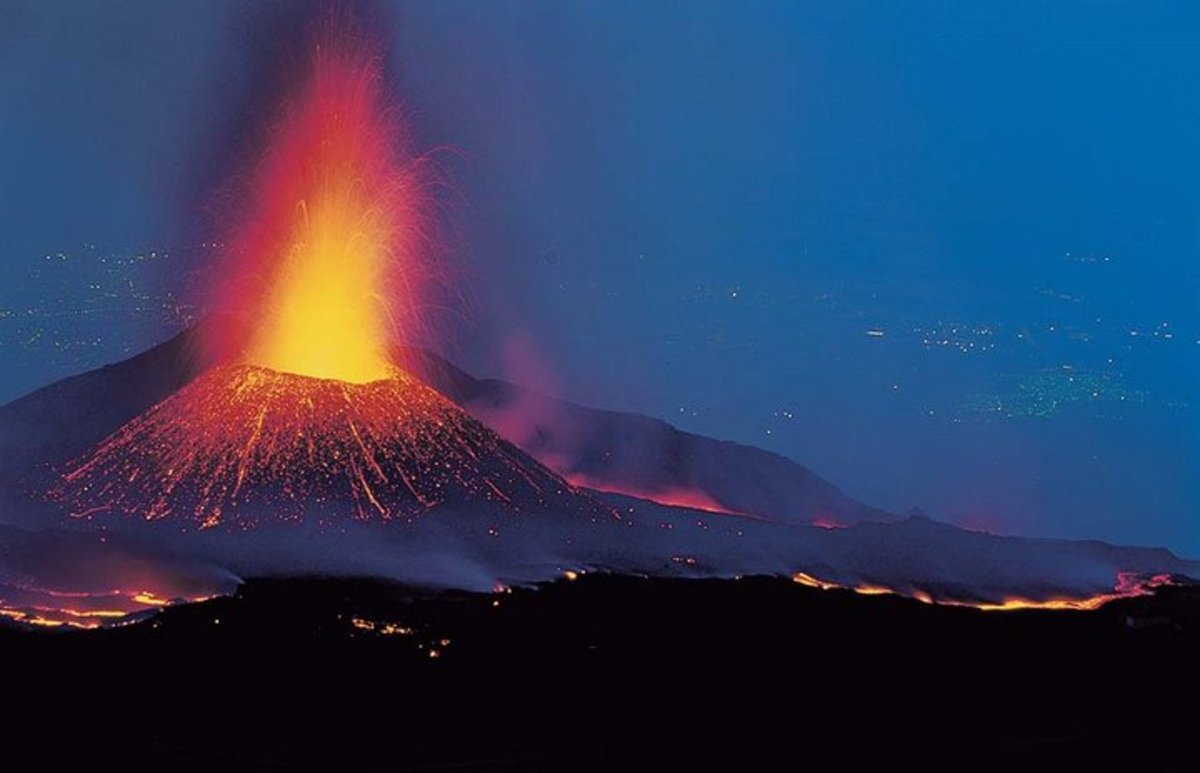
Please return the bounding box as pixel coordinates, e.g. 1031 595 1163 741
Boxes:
57 365 612 528
792 569 1179 612
350 617 413 636
209 25 432 382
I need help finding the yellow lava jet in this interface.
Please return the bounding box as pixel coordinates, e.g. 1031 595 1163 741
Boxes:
217 31 427 383
246 187 396 383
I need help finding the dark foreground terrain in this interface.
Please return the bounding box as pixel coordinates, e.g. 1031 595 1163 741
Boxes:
4 574 1198 769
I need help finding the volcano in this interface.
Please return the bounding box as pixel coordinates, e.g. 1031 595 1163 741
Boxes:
56 363 611 529
36 25 625 531
2 332 1199 617
3 17 1198 626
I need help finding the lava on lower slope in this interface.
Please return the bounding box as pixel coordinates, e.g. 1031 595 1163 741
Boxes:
56 364 613 529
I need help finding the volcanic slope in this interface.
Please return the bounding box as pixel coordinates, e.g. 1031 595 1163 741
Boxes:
57 364 613 529
0 322 888 529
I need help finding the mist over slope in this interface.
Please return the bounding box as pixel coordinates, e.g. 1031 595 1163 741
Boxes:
403 347 892 526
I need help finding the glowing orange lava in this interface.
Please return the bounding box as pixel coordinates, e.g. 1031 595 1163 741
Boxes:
792 570 1177 612
0 586 214 629
564 473 771 520
58 365 611 528
210 26 431 382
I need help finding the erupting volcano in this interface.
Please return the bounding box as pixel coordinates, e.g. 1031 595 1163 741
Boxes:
60 365 606 527
7 8 1200 767
0 11 1192 630
55 27 608 529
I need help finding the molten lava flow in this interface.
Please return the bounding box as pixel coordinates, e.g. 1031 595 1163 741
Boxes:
58 365 610 528
210 28 431 382
563 473 771 520
0 587 214 630
792 570 1178 612
0 526 240 629
954 572 1179 612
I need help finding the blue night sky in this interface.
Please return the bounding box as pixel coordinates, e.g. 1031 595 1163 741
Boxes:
0 1 1196 553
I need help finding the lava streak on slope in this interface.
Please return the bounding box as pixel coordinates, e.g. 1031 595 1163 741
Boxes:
0 586 207 629
57 365 610 529
0 524 239 629
563 473 756 518
792 569 1180 612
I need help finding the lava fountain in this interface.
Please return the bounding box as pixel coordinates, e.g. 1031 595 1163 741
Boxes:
209 26 431 382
